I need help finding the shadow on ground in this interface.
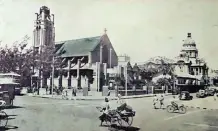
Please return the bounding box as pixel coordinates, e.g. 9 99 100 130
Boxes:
102 125 140 131
0 126 18 131
3 106 24 110
7 115 17 117
16 94 25 96
0 113 18 131
105 125 140 131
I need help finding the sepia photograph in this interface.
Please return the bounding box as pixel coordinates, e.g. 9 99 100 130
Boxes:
0 0 217 131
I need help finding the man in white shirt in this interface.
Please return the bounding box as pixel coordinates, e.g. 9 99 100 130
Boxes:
117 94 126 105
99 97 111 126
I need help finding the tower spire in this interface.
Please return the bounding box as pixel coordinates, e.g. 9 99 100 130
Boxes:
187 33 191 38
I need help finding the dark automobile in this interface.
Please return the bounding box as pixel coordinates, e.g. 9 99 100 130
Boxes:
179 91 193 100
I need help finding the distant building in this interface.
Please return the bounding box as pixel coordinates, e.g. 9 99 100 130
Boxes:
174 33 209 92
137 33 209 92
117 54 131 77
209 70 218 85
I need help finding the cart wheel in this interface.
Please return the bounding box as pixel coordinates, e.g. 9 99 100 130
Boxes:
0 111 8 127
167 105 175 113
105 116 111 126
126 116 133 126
179 106 187 114
117 116 123 126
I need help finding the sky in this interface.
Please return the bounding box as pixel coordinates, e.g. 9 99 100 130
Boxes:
0 0 217 69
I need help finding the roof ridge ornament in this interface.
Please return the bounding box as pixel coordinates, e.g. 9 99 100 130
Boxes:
104 28 107 35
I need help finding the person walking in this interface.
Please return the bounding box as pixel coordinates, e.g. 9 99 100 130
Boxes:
117 94 126 105
214 90 217 101
153 95 158 109
159 95 165 109
72 86 77 96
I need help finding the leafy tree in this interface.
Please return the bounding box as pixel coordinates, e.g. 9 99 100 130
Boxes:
156 78 171 87
0 35 62 90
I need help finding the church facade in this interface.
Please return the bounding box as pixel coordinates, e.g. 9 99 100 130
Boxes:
49 33 118 91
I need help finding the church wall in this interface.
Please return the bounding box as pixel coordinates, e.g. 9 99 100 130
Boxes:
91 35 118 68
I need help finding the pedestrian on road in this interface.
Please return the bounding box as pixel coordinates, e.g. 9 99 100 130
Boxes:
214 90 217 101
72 86 77 96
117 94 126 105
159 95 165 109
99 97 111 126
153 95 158 109
45 85 48 95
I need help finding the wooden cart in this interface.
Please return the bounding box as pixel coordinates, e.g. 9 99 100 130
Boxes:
0 83 18 106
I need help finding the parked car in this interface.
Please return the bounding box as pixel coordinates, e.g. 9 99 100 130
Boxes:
179 91 193 100
196 89 206 98
206 88 216 96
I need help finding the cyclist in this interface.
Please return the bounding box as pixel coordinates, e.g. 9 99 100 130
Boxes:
171 96 179 110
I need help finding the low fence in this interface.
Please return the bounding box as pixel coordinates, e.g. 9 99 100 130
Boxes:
118 90 147 96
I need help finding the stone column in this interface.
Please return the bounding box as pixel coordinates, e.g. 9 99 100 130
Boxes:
67 59 71 87
58 70 62 89
103 63 107 85
165 85 168 94
151 86 154 94
77 59 81 88
88 52 92 64
96 62 100 92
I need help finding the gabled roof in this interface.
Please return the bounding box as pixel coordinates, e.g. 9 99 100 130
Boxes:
55 36 102 57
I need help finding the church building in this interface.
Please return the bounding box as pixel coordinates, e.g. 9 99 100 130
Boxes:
51 31 118 91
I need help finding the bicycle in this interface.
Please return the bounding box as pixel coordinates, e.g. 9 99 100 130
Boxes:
0 110 8 128
0 101 8 128
167 104 187 114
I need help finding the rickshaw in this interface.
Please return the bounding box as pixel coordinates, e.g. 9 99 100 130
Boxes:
0 83 18 128
0 99 8 128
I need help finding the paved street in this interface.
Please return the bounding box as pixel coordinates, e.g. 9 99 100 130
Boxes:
2 95 218 131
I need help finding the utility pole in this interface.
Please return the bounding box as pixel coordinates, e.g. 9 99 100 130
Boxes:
125 66 128 96
51 56 55 96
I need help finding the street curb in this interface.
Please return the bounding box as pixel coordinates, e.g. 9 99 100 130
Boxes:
28 93 171 101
